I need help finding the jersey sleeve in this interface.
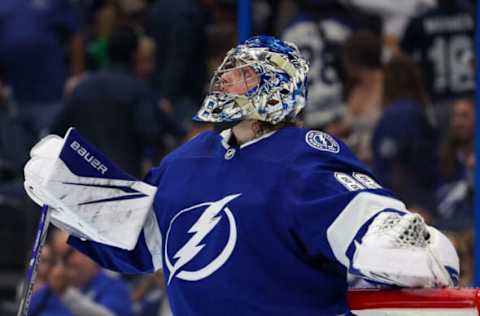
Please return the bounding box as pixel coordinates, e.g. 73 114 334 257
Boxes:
67 168 164 274
68 212 162 274
283 137 408 270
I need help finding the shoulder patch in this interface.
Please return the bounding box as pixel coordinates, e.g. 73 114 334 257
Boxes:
305 130 340 153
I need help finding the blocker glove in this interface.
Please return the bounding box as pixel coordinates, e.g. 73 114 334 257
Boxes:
24 128 157 250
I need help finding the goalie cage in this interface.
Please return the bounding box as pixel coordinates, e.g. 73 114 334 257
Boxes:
348 288 480 315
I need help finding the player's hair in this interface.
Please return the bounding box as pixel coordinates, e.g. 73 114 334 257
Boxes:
383 54 430 109
254 120 300 137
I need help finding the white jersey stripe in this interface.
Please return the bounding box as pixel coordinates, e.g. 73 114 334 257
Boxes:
326 192 407 267
143 209 163 271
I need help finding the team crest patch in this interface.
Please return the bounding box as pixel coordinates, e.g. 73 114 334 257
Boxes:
305 130 340 153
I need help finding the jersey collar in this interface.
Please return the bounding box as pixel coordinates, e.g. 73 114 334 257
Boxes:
220 129 277 150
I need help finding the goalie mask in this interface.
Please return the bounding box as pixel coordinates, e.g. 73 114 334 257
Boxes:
194 36 309 125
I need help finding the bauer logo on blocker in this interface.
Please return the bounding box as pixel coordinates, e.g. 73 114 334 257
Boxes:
306 130 340 153
164 194 240 284
70 141 108 174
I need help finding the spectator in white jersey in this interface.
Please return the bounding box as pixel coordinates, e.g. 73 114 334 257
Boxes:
281 0 382 130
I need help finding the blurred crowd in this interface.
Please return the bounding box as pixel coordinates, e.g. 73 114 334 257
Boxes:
0 0 476 315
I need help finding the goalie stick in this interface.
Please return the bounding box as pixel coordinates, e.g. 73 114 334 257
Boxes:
17 205 51 316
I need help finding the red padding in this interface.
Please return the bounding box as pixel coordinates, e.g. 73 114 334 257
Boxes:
348 288 480 311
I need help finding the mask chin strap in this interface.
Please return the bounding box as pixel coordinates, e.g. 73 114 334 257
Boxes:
235 96 264 121
213 96 266 132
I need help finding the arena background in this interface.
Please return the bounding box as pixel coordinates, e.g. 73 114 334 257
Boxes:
475 0 479 287
0 0 476 315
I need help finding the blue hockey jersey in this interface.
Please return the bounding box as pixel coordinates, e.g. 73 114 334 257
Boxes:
69 127 408 315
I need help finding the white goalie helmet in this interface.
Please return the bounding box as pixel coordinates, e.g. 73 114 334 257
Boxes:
194 36 310 125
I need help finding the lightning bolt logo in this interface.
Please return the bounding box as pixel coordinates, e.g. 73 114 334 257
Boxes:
165 194 241 284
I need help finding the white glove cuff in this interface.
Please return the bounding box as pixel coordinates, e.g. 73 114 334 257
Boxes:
353 211 459 287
